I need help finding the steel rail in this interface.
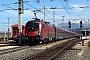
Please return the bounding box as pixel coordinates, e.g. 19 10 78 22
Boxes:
47 43 73 60
0 46 30 55
48 38 81 60
24 38 80 60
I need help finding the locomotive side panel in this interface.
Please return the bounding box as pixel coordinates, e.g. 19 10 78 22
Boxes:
41 24 56 41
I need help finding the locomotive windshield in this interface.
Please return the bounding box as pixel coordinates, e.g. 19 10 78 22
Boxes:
26 22 39 31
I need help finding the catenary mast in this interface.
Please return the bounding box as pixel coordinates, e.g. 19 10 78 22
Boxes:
18 0 23 45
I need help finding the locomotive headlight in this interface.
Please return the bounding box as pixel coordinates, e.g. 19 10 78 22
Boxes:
25 33 27 35
38 32 41 35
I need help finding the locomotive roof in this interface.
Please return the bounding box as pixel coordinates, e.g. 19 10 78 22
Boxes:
27 19 40 23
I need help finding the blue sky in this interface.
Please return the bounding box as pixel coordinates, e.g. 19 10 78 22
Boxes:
0 0 90 31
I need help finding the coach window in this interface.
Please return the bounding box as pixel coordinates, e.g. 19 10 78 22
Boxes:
42 24 45 29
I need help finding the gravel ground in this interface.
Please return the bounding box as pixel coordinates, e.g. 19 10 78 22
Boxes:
55 49 81 60
0 38 90 60
0 38 70 60
0 48 44 60
80 41 90 60
81 48 90 60
55 39 90 60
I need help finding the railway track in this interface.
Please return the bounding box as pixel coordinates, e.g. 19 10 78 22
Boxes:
0 39 67 56
0 45 30 55
24 38 81 60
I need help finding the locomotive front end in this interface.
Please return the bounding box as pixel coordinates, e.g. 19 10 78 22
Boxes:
25 19 43 44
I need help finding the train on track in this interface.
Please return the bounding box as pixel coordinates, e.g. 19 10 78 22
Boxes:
11 13 80 45
11 19 79 44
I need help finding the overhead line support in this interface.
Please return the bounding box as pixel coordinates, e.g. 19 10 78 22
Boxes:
18 0 23 45
50 7 56 26
8 17 10 40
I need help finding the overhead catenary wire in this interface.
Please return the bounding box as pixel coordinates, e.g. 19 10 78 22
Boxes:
1 1 31 23
39 0 76 24
59 0 76 19
24 1 53 20
76 0 89 18
0 0 68 25
0 0 90 30
36 0 67 24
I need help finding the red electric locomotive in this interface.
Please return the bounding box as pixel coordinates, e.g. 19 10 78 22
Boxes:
24 18 56 44
24 17 78 45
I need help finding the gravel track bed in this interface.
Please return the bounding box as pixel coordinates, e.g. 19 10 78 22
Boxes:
81 47 90 60
0 42 60 60
0 38 78 60
55 39 90 60
0 47 44 60
55 49 81 60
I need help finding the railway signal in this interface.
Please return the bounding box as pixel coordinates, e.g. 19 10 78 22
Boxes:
80 21 83 28
68 21 71 28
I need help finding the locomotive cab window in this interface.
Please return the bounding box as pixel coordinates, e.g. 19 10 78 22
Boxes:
34 23 39 30
27 22 39 30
